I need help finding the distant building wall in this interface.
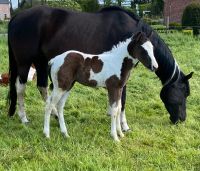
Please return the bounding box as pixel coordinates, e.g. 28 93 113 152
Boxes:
164 0 200 25
0 3 10 20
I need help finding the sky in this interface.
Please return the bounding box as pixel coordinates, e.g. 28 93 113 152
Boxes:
11 0 18 9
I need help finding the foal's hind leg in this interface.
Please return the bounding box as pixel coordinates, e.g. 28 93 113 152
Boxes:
44 89 64 138
120 86 130 132
35 62 58 118
57 91 70 138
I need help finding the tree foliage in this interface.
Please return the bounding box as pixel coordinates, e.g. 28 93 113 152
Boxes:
103 0 112 6
150 0 164 16
182 3 200 35
47 0 81 11
75 0 99 12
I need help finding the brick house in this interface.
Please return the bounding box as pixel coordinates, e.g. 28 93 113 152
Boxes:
164 0 200 25
0 0 10 20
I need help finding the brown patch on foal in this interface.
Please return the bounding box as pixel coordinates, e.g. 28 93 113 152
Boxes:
105 57 134 105
106 75 122 105
91 56 103 73
120 57 134 83
76 56 103 87
58 53 104 89
57 52 84 90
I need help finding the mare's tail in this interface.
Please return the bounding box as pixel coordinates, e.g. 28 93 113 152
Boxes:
7 27 18 116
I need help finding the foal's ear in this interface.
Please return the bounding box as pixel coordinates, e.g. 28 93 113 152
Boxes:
132 31 143 42
147 31 153 39
184 72 194 81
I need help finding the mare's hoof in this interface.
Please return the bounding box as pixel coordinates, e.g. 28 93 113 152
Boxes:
21 118 29 124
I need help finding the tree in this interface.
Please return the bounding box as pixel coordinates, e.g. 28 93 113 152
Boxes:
75 0 99 12
151 0 164 16
103 0 112 6
116 0 125 6
182 3 200 36
47 0 81 11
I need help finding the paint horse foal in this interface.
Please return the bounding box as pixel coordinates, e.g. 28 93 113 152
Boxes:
44 32 158 141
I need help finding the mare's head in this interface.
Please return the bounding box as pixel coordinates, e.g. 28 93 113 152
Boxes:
128 31 158 71
160 71 193 124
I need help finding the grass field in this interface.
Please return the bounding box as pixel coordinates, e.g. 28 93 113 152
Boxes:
0 22 8 34
0 32 199 171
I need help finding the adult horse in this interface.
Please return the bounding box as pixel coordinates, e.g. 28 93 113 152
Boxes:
8 6 193 128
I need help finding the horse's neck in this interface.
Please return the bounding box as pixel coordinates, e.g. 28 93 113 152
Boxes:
154 39 179 85
104 38 132 59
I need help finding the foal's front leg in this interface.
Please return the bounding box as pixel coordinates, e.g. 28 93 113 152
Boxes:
108 88 124 141
44 90 64 138
120 85 130 132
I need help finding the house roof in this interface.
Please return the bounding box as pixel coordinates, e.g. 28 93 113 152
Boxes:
0 0 9 4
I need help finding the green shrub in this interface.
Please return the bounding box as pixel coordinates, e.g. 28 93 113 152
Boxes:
143 17 161 25
182 3 200 35
182 29 193 35
169 22 182 30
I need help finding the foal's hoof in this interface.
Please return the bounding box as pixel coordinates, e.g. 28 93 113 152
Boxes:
62 132 70 138
111 135 120 142
118 132 125 138
114 138 120 142
122 128 131 132
121 124 131 132
43 131 50 138
44 134 50 139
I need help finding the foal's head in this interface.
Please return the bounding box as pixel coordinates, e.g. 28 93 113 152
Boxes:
128 31 158 71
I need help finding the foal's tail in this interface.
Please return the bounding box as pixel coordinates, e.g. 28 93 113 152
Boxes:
48 60 53 91
7 35 18 116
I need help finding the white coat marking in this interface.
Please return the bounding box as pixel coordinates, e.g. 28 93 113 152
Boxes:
142 41 158 69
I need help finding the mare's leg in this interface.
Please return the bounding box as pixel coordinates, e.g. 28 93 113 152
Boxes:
43 89 64 138
16 66 31 123
34 59 48 100
108 88 124 142
120 85 130 132
57 91 70 137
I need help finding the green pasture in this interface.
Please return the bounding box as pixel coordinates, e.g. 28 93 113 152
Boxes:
0 22 8 34
0 32 199 170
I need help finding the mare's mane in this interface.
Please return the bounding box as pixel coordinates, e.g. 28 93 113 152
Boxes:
99 6 176 83
99 6 140 21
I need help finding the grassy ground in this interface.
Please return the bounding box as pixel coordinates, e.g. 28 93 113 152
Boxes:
0 32 199 171
0 22 8 34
